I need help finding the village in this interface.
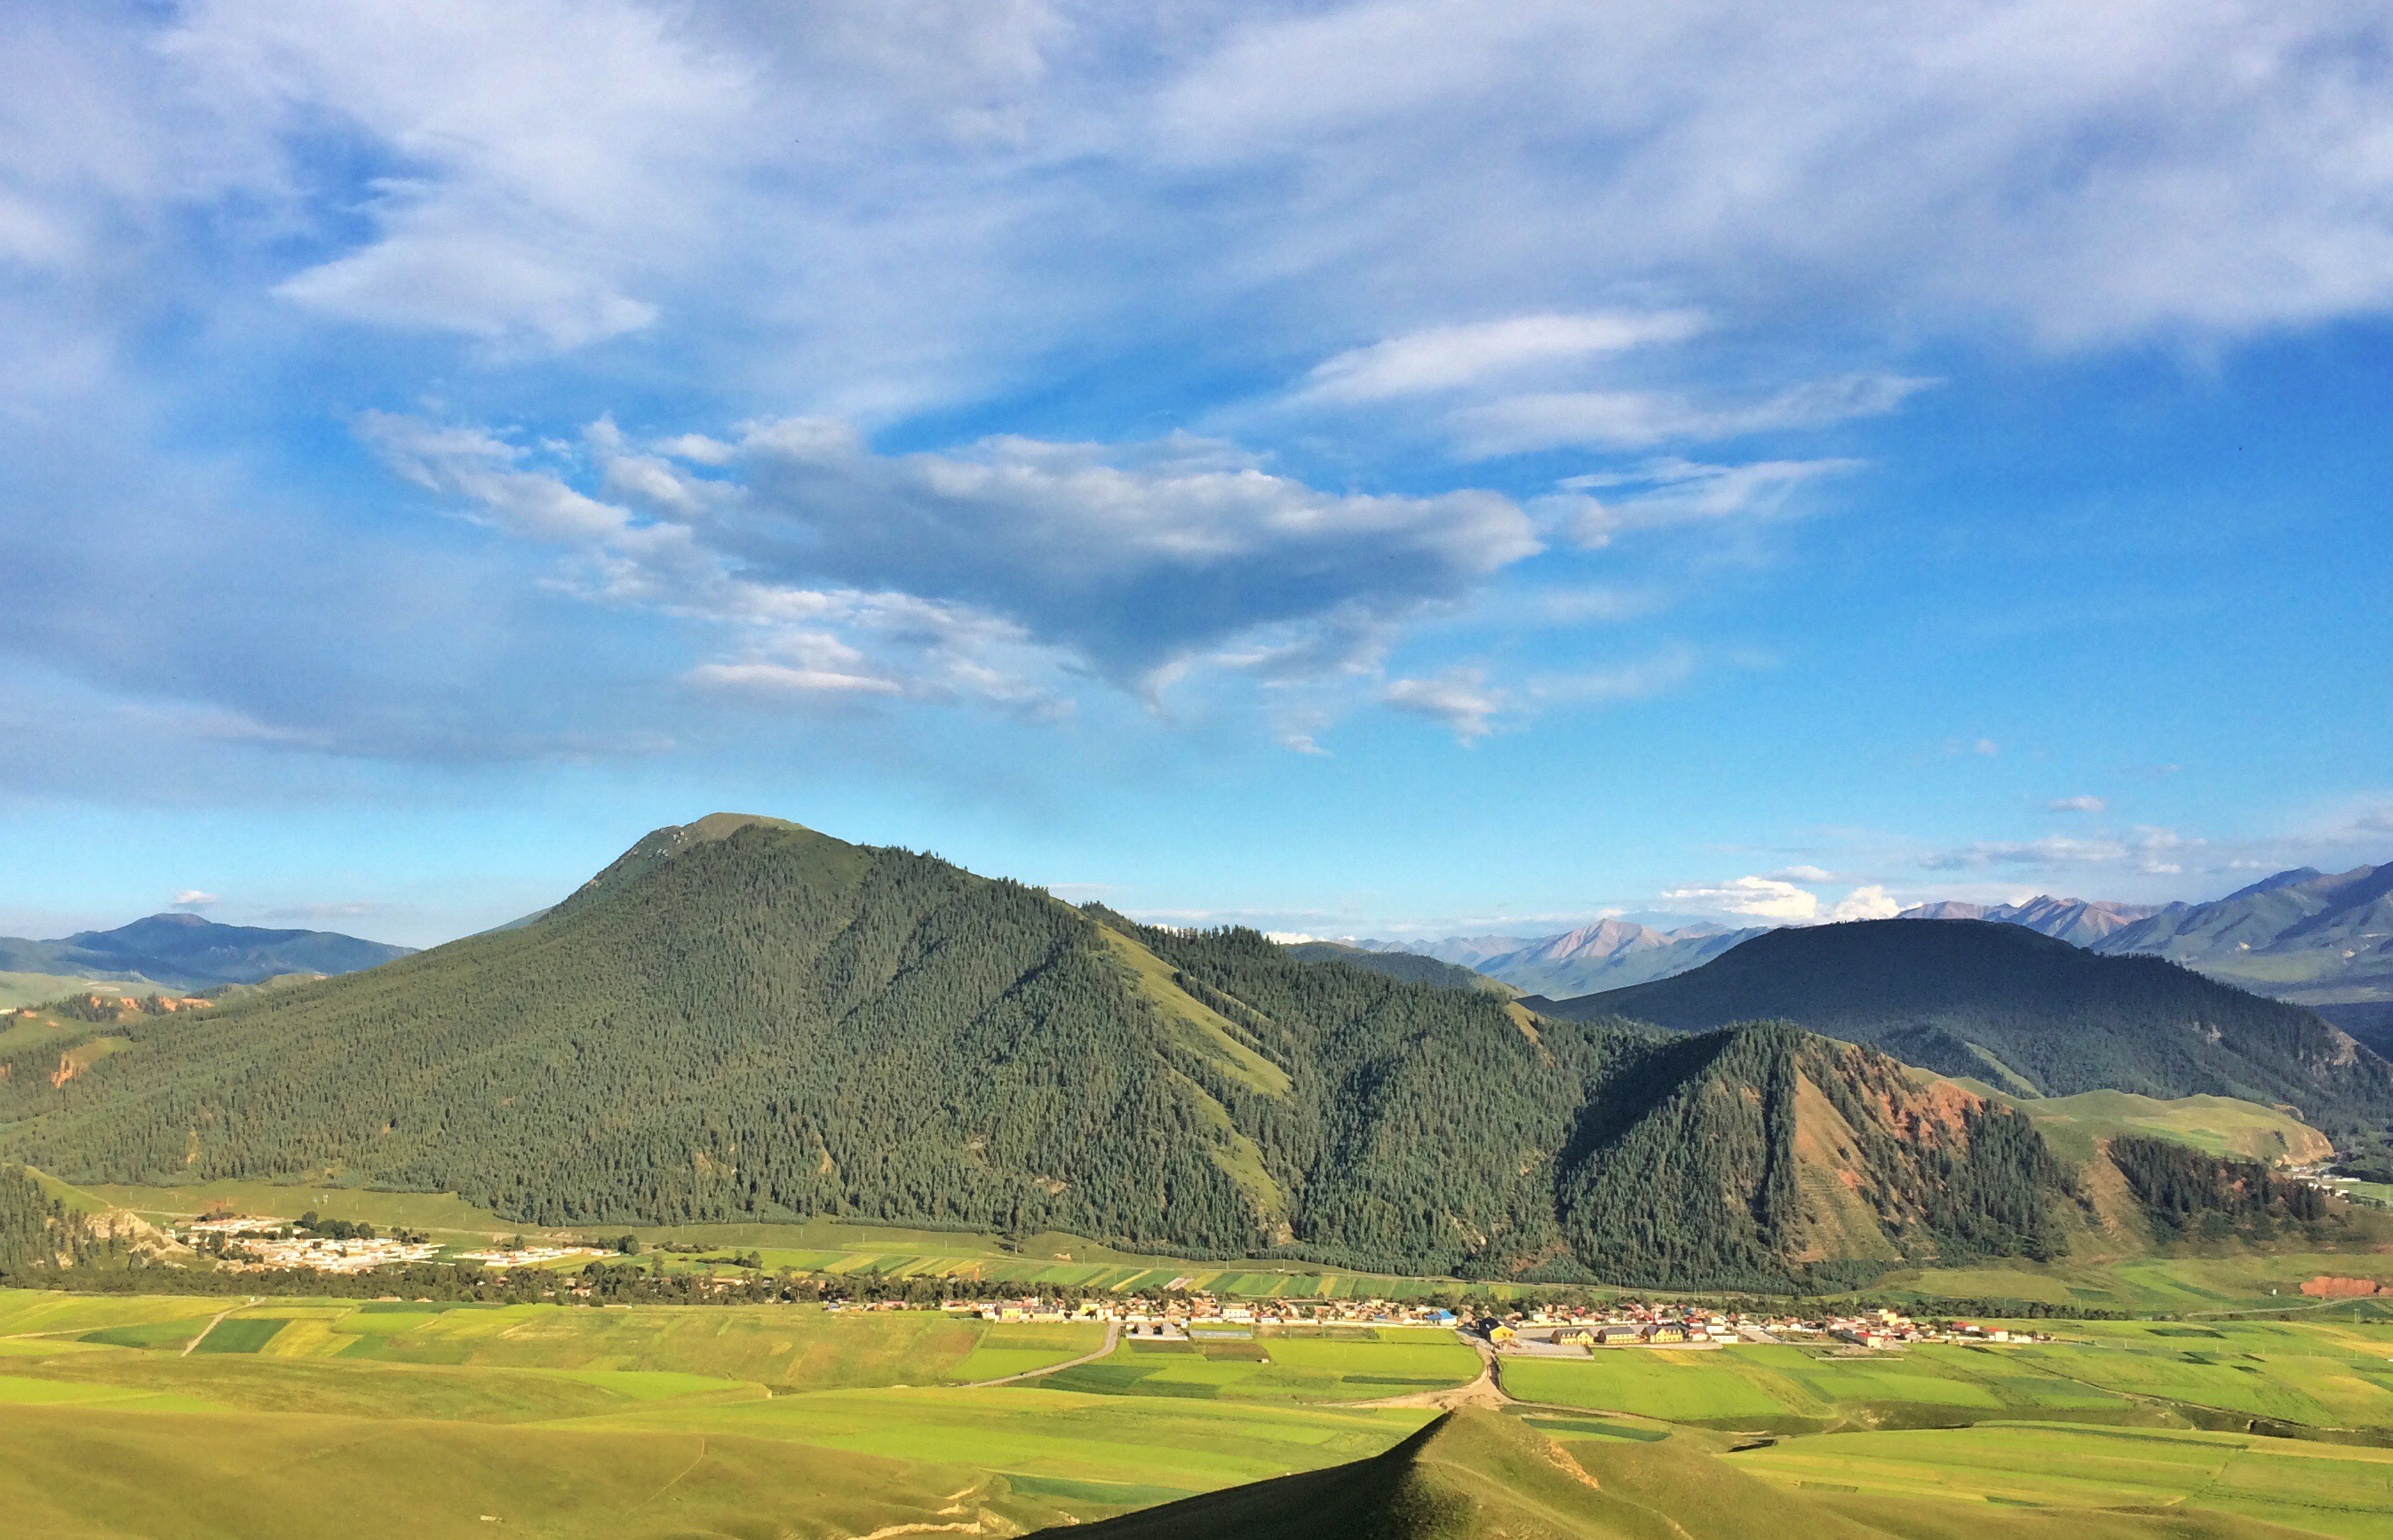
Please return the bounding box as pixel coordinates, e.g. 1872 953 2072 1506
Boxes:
878 1293 2050 1353
164 1213 2047 1353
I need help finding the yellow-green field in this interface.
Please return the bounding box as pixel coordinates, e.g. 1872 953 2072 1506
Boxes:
5 1284 2393 1536
0 1288 1439 1536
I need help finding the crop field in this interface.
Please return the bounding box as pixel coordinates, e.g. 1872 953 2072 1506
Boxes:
1037 1325 1483 1402
6 1279 2393 1536
1501 1342 2135 1427
0 1287 1437 1536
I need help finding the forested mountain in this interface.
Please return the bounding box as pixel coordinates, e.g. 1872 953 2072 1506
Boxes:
1532 919 2393 1133
2095 860 2393 1012
0 912 411 990
0 816 2152 1288
1282 941 1511 994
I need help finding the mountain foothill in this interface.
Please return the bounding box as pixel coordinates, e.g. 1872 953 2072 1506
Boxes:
2 815 2387 1292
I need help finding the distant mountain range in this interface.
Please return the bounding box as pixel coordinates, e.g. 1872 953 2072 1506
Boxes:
1363 862 2390 1022
0 913 412 994
2092 862 2393 1023
1528 918 2393 1135
1353 920 1764 998
1895 895 2163 946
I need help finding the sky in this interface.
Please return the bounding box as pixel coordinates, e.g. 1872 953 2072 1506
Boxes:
2 0 2390 949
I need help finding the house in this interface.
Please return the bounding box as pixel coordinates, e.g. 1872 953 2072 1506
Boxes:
1595 1324 1642 1346
1488 1324 1518 1346
1556 1328 1595 1346
1643 1323 1686 1345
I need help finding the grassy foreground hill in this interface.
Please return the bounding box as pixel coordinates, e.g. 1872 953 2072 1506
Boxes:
1043 1408 2313 1540
0 818 2350 1289
1532 919 2393 1132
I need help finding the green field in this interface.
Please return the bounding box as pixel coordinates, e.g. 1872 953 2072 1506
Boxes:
1039 1326 1483 1402
5 1281 2393 1536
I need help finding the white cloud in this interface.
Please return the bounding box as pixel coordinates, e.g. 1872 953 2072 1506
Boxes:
2047 794 2108 813
171 890 219 909
1773 865 1835 883
1300 311 1706 403
1159 0 2393 346
1382 669 1506 743
1829 884 1900 920
1660 875 1821 920
362 410 1546 722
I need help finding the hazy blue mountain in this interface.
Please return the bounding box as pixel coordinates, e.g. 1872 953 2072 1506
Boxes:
1529 918 2393 1133
1354 934 1541 969
1357 920 1761 997
0 913 412 991
1896 895 2163 947
2095 861 2393 1009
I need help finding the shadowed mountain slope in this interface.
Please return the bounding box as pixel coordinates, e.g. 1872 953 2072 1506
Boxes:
1532 919 2393 1133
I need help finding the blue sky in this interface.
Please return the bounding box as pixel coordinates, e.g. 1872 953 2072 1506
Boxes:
3 0 2390 948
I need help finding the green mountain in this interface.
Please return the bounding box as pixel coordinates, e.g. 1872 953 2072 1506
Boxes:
1530 919 2393 1134
0 820 2325 1288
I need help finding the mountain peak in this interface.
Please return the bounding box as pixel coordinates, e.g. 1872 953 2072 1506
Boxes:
2225 866 2326 901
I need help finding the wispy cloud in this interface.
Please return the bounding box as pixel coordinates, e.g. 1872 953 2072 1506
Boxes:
1300 311 1706 403
2047 794 2108 814
1382 669 1506 743
1546 456 1864 548
170 890 219 909
1451 375 1930 457
1920 826 2201 877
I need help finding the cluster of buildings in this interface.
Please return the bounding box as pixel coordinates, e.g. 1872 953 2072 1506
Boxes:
178 1215 443 1274
915 1295 1467 1331
455 1242 613 1267
1481 1304 2048 1353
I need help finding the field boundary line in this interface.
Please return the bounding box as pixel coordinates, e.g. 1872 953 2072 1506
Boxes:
181 1298 254 1358
960 1322 1119 1387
